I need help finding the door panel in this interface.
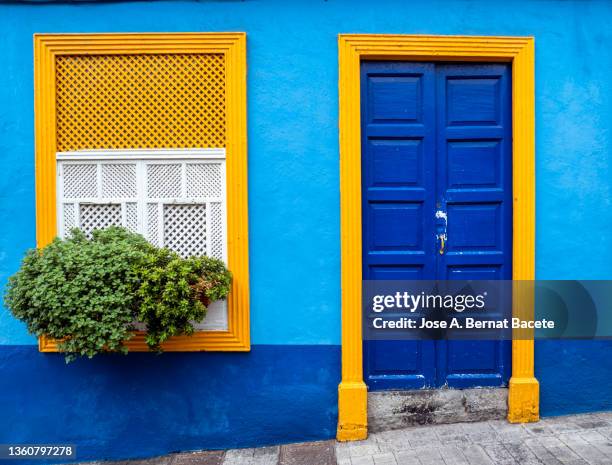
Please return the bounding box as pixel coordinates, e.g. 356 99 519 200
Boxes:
362 61 512 390
362 62 437 389
435 64 512 388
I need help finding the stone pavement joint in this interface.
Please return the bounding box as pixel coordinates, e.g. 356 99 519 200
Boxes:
78 412 612 465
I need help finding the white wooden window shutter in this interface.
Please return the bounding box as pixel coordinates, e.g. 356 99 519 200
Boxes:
56 149 228 330
56 149 227 262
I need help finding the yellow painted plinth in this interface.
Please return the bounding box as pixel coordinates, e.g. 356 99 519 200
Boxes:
508 377 540 423
337 381 368 441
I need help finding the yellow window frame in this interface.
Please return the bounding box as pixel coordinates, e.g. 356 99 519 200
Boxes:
34 33 250 352
337 34 537 441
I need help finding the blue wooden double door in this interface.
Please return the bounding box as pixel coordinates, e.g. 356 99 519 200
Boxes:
361 62 512 390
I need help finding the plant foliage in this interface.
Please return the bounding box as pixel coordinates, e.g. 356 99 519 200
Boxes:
136 249 232 350
4 227 231 362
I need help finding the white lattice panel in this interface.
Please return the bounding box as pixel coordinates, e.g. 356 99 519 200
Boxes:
63 164 97 198
57 150 227 261
147 164 182 198
163 204 207 257
102 164 137 198
80 204 122 236
62 203 76 233
209 202 224 260
147 203 160 246
126 202 138 232
186 163 223 197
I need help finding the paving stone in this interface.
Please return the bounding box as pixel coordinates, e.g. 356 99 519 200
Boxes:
278 440 335 465
495 428 532 444
373 430 413 452
222 448 255 465
558 433 610 465
435 433 468 445
546 446 588 464
592 442 612 457
462 423 499 445
347 440 381 458
409 446 444 465
503 442 543 465
457 444 494 465
522 421 556 436
432 423 467 435
568 413 611 430
592 413 612 426
579 430 609 443
485 420 518 434
579 433 612 458
545 420 584 434
371 452 398 465
464 431 499 445
437 445 469 465
594 426 612 440
577 420 610 430
522 436 543 448
459 422 496 435
171 451 225 465
351 456 375 465
524 444 564 465
335 444 352 461
336 442 352 453
557 432 584 445
250 447 279 465
433 424 469 445
537 436 567 448
372 441 395 454
480 443 516 465
392 450 420 465
401 428 440 448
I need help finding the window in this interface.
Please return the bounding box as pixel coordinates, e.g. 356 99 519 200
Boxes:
35 33 249 351
57 150 227 261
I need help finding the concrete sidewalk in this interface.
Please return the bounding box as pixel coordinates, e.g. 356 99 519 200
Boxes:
105 412 612 465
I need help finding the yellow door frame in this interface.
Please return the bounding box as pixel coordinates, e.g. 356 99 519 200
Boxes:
337 34 538 441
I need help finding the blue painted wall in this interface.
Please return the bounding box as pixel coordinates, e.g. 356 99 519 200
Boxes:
536 341 612 416
0 0 611 461
0 345 340 462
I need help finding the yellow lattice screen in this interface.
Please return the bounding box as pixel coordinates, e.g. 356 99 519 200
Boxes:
55 53 226 151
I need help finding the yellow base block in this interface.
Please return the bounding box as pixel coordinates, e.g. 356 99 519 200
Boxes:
508 377 540 423
336 381 368 441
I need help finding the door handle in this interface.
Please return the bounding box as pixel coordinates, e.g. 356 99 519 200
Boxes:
436 209 447 255
438 233 447 255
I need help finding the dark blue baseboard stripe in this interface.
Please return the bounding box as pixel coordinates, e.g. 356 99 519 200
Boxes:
536 340 612 417
2 340 612 464
0 345 340 463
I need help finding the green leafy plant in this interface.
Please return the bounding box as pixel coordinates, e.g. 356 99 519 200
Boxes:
136 249 232 350
4 227 231 362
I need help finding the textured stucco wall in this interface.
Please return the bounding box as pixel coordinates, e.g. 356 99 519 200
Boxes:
0 0 610 460
0 345 340 462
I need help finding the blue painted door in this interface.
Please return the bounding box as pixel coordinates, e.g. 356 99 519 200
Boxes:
361 62 512 390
